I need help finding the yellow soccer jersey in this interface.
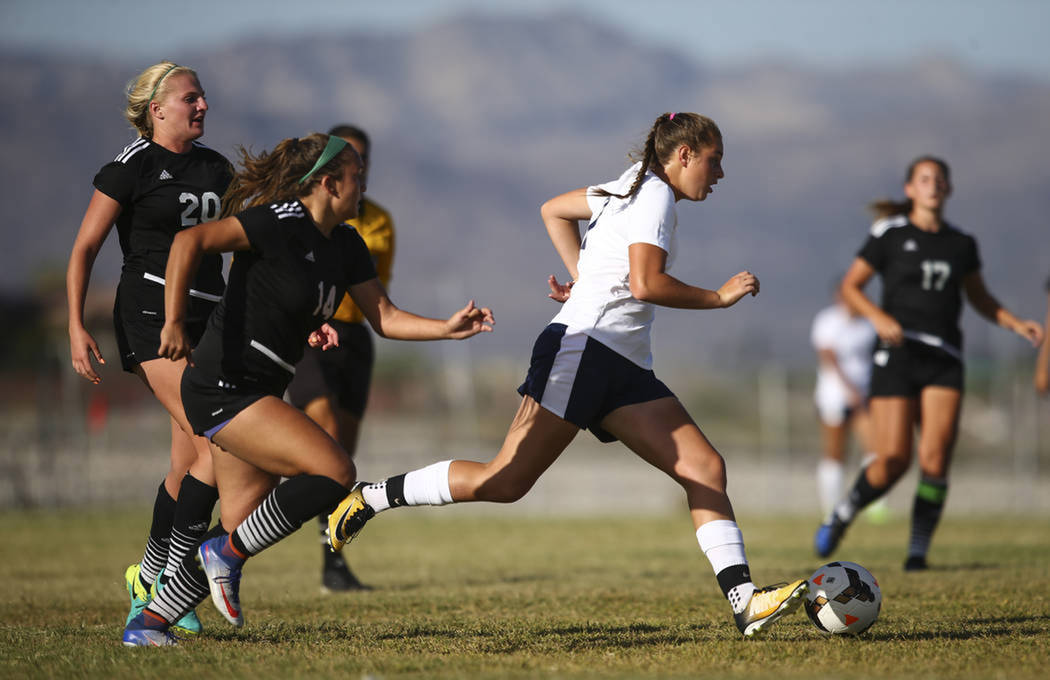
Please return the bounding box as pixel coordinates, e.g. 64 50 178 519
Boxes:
333 197 395 323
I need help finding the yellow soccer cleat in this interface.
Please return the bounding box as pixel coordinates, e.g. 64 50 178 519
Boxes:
326 485 375 552
734 579 809 638
124 563 152 627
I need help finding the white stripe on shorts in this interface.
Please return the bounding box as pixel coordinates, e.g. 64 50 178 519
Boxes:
143 272 223 302
249 340 297 375
539 329 588 419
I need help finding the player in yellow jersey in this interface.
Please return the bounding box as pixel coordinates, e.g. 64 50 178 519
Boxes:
285 124 394 591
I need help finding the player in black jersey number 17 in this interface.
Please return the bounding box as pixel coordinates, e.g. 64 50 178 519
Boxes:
814 156 1043 570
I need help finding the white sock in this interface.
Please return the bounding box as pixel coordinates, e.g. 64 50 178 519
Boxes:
817 458 844 517
361 461 455 514
360 481 391 513
403 460 454 506
696 519 755 614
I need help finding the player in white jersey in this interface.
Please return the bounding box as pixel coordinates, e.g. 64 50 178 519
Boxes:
810 296 876 516
328 113 810 638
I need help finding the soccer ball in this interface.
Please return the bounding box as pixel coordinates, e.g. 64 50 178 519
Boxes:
804 561 882 635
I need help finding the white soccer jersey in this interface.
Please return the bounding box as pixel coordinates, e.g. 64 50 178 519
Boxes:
550 162 677 369
811 303 876 415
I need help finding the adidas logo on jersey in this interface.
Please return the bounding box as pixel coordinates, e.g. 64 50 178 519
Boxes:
903 239 918 252
305 251 316 262
159 169 173 180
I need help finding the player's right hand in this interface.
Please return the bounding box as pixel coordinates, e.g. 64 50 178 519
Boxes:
69 326 105 384
547 275 574 303
158 322 192 363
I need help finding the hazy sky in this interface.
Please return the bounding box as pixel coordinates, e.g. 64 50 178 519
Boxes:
3 0 1048 80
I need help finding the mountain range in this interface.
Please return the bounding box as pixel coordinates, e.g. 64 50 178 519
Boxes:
3 12 1047 366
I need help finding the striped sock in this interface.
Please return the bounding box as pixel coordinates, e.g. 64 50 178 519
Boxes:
231 475 350 557
161 474 218 585
146 524 225 624
908 475 948 559
138 481 176 588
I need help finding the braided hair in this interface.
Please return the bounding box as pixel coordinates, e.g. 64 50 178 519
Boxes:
595 112 722 200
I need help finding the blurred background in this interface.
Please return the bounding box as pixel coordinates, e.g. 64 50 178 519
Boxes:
1 0 1047 514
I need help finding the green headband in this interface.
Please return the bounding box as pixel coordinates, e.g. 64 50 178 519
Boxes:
298 135 349 184
147 64 179 104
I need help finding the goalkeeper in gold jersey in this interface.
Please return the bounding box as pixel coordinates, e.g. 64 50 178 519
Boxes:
285 124 395 592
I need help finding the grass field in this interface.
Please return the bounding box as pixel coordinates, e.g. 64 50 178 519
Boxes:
1 508 1047 679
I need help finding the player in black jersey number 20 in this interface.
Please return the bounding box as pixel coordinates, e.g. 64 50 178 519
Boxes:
814 156 1043 570
120 133 493 646
67 61 229 638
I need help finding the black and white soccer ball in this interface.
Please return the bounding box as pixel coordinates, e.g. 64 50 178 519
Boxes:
805 561 882 635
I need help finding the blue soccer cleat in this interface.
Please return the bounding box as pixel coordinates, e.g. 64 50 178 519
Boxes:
198 536 245 627
122 610 177 647
814 515 849 558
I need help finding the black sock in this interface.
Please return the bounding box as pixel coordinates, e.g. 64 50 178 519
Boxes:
908 475 948 559
715 564 752 599
385 474 407 508
161 474 218 585
834 469 889 524
138 481 176 588
231 475 350 557
318 500 341 563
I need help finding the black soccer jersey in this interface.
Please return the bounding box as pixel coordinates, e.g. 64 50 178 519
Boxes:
94 138 233 323
191 200 378 393
858 215 981 350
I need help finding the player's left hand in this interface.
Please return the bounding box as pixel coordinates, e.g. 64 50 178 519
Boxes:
308 323 340 350
447 300 494 339
717 270 760 308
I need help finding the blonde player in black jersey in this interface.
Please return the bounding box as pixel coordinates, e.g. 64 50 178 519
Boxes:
284 125 394 592
121 133 492 646
815 156 1043 570
66 61 230 637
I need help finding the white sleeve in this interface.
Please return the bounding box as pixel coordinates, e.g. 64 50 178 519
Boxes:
625 182 675 252
811 308 837 351
585 184 606 218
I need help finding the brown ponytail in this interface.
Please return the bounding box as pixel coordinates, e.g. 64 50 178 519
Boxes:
221 133 354 218
867 155 951 219
595 112 722 201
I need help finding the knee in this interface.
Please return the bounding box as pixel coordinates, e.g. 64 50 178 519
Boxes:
474 471 534 503
675 452 727 492
326 458 357 490
881 453 911 480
